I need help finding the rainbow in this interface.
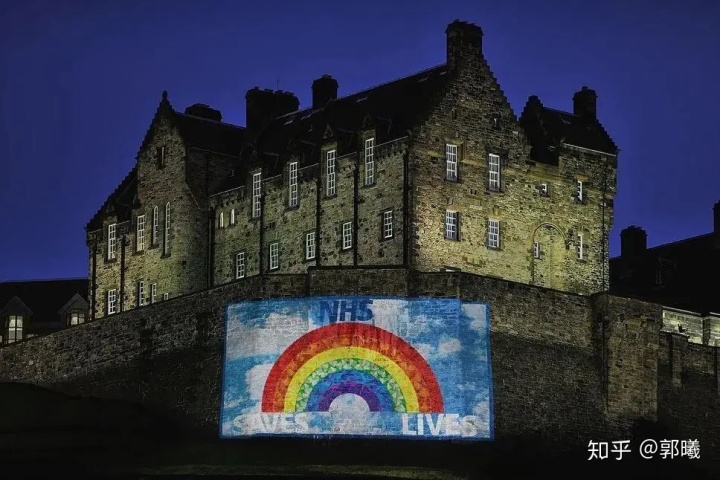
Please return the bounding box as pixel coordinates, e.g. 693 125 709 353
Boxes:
261 323 443 413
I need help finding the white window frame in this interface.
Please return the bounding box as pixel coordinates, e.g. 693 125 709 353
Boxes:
305 232 316 260
69 312 85 326
488 219 500 249
153 206 159 246
288 161 298 207
235 252 245 279
488 153 501 191
539 183 548 196
164 202 171 255
577 233 584 260
136 215 146 252
219 211 224 228
107 289 117 315
163 292 169 301
577 180 584 203
230 208 236 225
445 211 459 240
445 144 458 181
326 150 336 196
364 138 375 186
137 280 145 307
6 315 23 343
342 222 352 250
533 241 540 259
252 172 262 218
107 223 116 260
382 210 393 239
269 242 279 270
150 283 157 304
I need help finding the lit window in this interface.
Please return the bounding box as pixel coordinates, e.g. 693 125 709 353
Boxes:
577 234 584 260
6 315 23 343
269 242 279 270
150 283 157 304
288 162 298 207
136 215 145 252
137 280 145 307
69 312 85 326
252 172 262 218
488 154 501 191
382 210 394 239
533 241 540 258
577 180 584 203
445 211 459 240
163 292 169 301
153 206 159 246
219 211 224 228
445 144 458 181
107 289 117 315
157 146 166 168
164 202 170 255
230 208 236 225
326 150 336 196
539 183 548 196
236 252 245 279
488 219 500 249
107 223 116 260
305 232 316 260
364 138 375 186
342 222 352 250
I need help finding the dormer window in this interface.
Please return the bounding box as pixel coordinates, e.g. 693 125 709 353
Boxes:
157 146 166 169
6 315 23 343
69 312 86 326
326 150 337 196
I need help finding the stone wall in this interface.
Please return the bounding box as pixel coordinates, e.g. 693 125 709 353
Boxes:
0 269 676 454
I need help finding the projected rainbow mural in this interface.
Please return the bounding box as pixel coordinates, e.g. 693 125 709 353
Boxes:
220 296 493 440
261 322 444 413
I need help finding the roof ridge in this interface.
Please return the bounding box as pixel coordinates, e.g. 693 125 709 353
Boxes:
176 112 246 130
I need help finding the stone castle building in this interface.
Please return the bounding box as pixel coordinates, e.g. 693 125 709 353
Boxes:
86 20 618 320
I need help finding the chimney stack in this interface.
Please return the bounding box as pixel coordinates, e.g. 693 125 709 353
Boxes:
245 88 299 132
184 103 222 122
573 86 597 120
620 226 647 258
713 201 720 238
445 20 483 70
311 75 338 109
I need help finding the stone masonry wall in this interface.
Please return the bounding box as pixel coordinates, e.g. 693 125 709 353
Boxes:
410 44 616 295
0 268 674 458
210 139 406 284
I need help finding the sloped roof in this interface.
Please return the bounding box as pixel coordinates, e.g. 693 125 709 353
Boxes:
86 93 247 232
519 96 618 164
0 278 88 325
213 65 450 194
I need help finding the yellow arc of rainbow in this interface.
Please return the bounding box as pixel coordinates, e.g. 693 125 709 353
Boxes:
283 346 420 412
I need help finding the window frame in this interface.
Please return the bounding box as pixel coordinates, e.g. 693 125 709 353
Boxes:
269 242 280 270
364 138 375 186
326 150 337 196
487 219 500 249
288 161 299 207
488 153 501 191
342 222 353 250
382 210 394 240
107 289 117 315
107 223 117 260
445 144 458 181
236 252 246 279
445 211 459 241
252 172 262 218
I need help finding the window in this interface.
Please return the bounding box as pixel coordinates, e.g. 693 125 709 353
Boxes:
288 162 298 207
107 289 117 315
269 242 279 270
230 208 236 225
69 312 85 326
150 283 157 304
577 234 584 260
487 219 500 249
533 241 540 259
107 223 116 260
163 292 169 301
219 212 224 228
305 232 316 260
577 180 584 203
137 280 145 307
164 202 171 255
539 183 548 196
342 222 352 250
6 315 23 343
364 138 375 186
252 172 262 218
488 154 501 191
326 150 336 196
236 252 246 279
445 211 459 240
157 146 166 168
153 206 159 246
136 215 145 251
382 210 394 239
445 144 458 181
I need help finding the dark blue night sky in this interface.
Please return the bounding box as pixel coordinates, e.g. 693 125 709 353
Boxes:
1 0 718 281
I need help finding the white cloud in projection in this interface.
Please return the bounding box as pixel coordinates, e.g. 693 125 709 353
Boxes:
226 312 306 360
368 299 410 334
463 303 488 332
